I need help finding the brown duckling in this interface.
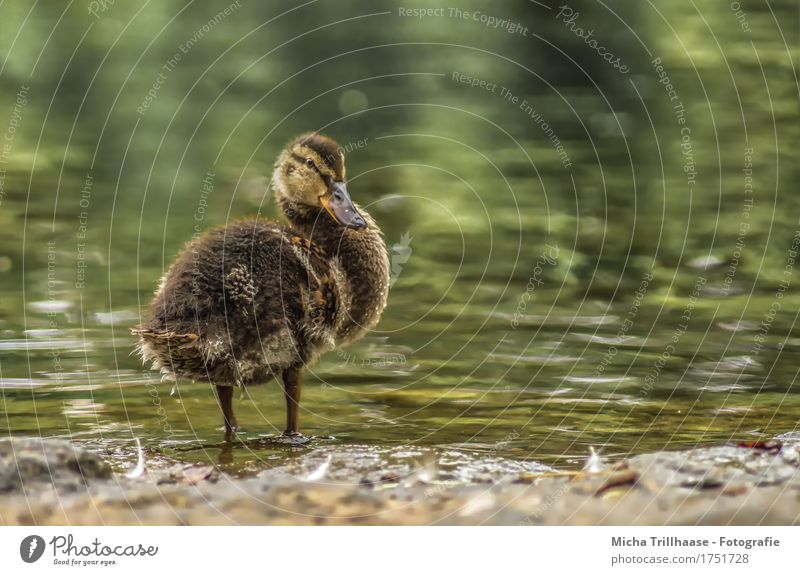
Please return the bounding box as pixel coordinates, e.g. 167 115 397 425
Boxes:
133 133 390 440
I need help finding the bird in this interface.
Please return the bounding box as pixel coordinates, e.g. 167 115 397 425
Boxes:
133 133 390 441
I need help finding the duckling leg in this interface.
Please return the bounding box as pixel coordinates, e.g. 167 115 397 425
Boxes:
281 366 302 435
215 384 237 440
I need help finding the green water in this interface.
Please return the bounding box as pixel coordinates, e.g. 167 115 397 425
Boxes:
0 0 798 473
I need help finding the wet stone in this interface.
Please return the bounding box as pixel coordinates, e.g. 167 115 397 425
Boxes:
2 439 800 525
629 444 800 491
257 444 553 486
0 437 111 494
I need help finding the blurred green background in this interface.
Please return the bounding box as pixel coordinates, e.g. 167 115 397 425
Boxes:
0 0 798 471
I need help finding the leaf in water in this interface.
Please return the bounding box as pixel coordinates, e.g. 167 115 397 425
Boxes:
180 465 216 485
736 441 781 452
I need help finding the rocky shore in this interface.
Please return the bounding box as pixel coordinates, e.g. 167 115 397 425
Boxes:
1 436 799 525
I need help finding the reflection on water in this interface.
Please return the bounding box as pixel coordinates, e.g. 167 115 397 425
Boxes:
0 1 798 473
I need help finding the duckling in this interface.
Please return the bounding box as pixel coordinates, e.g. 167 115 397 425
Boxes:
133 133 390 440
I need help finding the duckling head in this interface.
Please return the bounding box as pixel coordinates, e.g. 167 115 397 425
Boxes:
273 133 367 230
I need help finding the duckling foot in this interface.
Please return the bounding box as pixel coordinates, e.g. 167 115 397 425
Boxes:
253 433 333 447
219 424 243 442
277 431 312 446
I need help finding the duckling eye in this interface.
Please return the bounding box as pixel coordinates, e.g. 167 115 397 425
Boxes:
305 158 314 168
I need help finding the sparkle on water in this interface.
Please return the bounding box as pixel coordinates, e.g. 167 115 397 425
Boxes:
0 1 797 476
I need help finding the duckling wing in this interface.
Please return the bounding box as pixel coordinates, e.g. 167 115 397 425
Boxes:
130 327 203 379
137 219 339 382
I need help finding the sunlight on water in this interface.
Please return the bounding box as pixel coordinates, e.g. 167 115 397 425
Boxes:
0 0 798 477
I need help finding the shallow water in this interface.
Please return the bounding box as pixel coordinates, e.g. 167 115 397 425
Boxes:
0 1 798 475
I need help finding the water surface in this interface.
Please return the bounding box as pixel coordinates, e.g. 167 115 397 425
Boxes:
1 0 798 475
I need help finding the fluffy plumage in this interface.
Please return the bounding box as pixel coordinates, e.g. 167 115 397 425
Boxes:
133 133 390 438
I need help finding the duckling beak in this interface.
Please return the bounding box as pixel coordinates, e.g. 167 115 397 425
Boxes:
320 181 367 230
